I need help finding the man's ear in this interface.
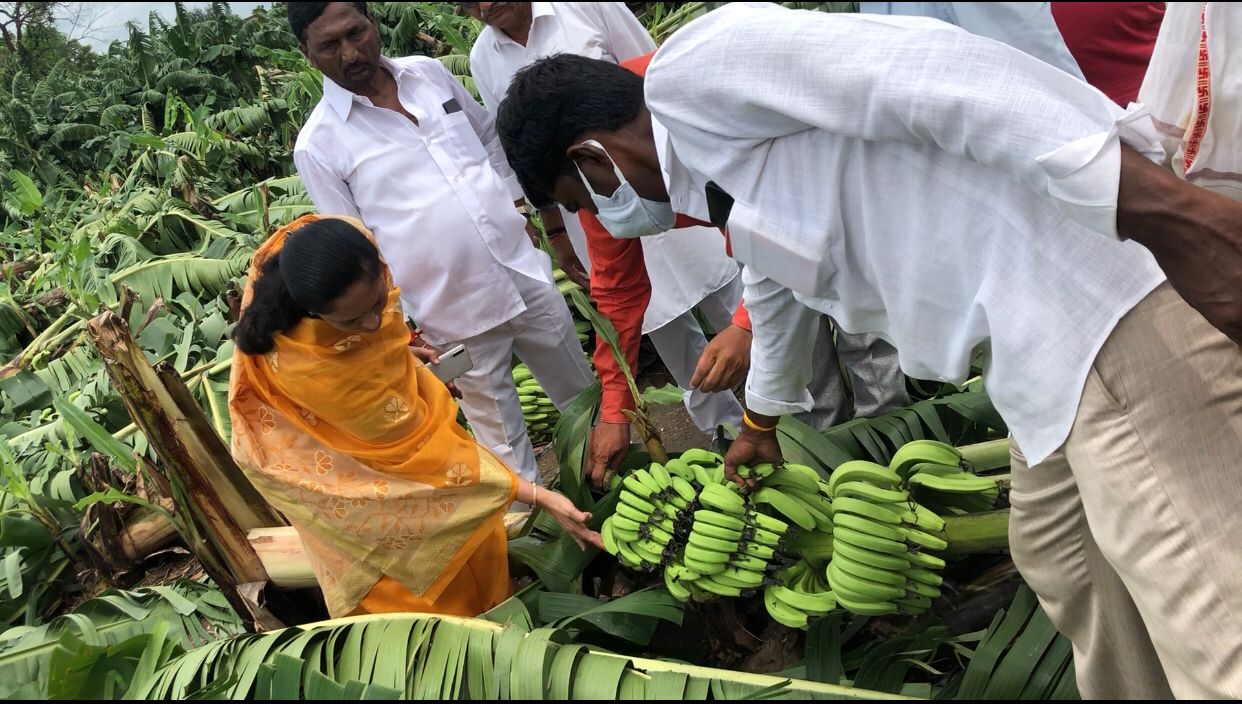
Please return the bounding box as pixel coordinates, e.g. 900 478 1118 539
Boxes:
568 141 621 195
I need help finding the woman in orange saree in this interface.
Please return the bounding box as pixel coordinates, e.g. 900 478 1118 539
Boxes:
228 215 601 618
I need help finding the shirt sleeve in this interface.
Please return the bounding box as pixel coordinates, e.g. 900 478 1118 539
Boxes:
469 47 504 115
591 2 657 62
580 209 652 425
293 146 362 219
740 268 819 417
645 4 1165 239
436 59 525 200
731 301 751 331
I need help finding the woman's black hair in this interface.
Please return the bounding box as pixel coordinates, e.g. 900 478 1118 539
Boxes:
233 218 382 355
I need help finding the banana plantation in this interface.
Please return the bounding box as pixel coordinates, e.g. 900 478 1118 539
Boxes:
0 2 1076 700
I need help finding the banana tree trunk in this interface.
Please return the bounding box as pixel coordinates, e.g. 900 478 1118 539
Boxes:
957 438 1012 471
89 310 284 631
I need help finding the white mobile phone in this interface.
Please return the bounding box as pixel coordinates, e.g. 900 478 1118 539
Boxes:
429 344 473 382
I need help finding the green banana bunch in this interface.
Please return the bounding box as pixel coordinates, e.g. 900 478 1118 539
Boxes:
512 362 559 444
889 439 1000 514
825 459 948 616
602 464 699 572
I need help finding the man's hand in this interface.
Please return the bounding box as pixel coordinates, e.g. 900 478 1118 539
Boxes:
587 421 630 489
723 426 783 492
552 235 591 291
691 324 752 393
1118 146 1242 344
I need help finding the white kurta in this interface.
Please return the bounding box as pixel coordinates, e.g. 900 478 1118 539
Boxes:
470 1 740 334
645 4 1169 465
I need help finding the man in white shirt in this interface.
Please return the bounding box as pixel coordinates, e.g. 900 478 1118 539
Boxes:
495 4 1242 698
465 1 747 456
289 1 595 489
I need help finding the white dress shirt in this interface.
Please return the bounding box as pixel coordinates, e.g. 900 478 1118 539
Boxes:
294 56 553 345
469 2 739 334
646 4 1168 465
859 2 1084 79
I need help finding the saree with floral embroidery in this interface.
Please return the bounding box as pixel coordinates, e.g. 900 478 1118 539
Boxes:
228 215 517 618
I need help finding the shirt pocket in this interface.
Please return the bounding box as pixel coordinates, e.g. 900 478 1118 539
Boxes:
437 109 491 167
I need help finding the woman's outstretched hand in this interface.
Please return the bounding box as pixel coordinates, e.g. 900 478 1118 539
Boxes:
537 489 604 551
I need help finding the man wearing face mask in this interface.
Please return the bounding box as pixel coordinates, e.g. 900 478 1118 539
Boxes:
497 4 1242 698
289 2 596 495
465 2 750 477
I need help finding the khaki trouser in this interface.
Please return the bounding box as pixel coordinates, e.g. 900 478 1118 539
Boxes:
1009 282 1242 700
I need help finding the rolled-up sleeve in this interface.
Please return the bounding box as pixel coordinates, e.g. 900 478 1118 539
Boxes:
645 3 1165 239
740 267 819 417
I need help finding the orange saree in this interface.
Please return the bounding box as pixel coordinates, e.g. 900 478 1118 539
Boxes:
228 215 517 617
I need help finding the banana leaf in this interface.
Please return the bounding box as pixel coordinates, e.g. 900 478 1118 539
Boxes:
129 613 912 700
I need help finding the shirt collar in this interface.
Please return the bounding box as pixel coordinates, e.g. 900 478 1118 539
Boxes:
322 56 407 121
488 2 556 49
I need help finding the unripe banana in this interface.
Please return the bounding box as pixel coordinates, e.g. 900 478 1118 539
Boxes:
683 555 727 576
694 509 746 531
601 519 620 555
905 551 947 571
680 448 725 467
664 458 696 481
614 501 649 524
834 591 899 616
888 440 961 479
832 512 904 542
908 471 997 494
726 554 769 573
763 467 820 494
648 463 674 490
670 476 698 504
828 460 902 495
828 560 906 601
696 577 745 598
688 531 741 554
622 475 656 499
618 491 656 516
834 481 909 504
691 521 744 542
831 539 911 572
831 496 905 525
665 569 692 601
684 543 732 565
611 515 643 533
747 511 790 534
765 588 810 629
906 581 942 600
700 483 746 516
832 525 909 556
903 567 943 588
830 553 907 587
771 585 835 615
751 487 816 530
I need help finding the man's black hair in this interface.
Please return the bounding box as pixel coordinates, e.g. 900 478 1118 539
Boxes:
287 2 370 43
496 53 646 208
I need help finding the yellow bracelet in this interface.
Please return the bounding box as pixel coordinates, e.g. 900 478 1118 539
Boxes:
743 412 777 433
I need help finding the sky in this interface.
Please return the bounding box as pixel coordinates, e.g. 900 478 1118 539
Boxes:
57 2 271 52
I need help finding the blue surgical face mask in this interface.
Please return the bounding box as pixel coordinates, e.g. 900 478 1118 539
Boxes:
576 140 675 238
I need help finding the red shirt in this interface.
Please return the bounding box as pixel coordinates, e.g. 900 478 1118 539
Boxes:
1051 2 1165 107
585 53 750 425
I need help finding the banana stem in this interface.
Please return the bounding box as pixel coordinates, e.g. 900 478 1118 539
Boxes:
938 509 1010 555
957 438 1011 471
